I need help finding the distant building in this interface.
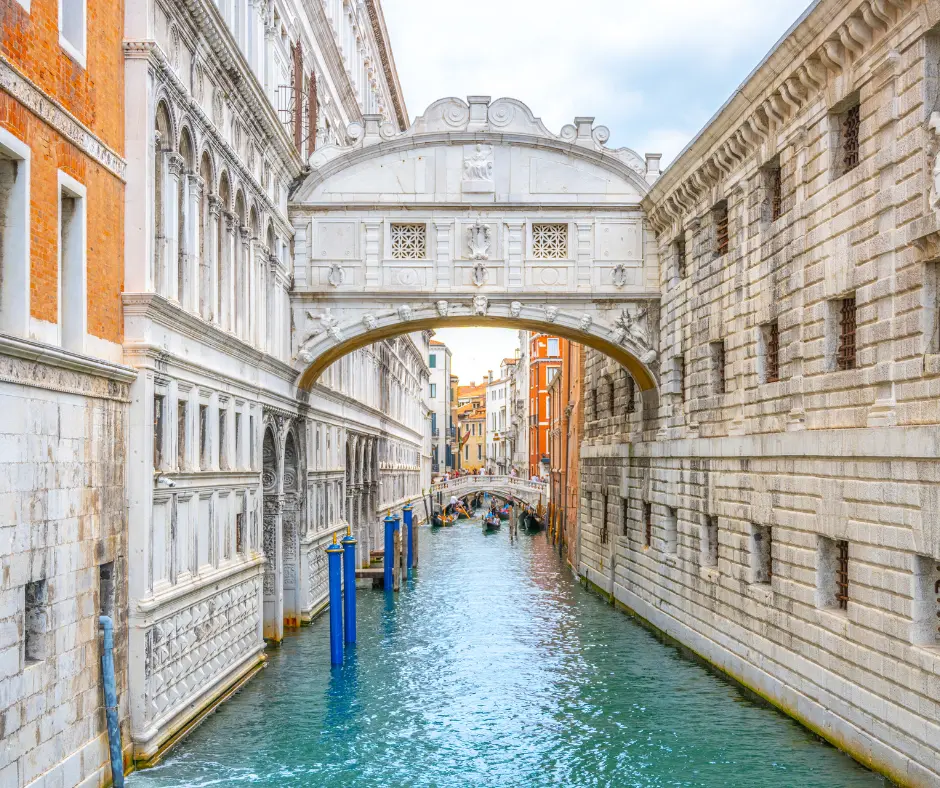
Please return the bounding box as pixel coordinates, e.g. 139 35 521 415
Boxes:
548 341 584 566
449 373 460 469
509 334 530 473
486 358 517 474
457 380 487 471
429 339 453 475
528 334 565 477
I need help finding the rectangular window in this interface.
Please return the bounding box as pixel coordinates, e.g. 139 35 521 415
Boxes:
664 507 678 554
0 132 31 337
675 355 685 402
218 409 227 469
177 400 187 469
532 223 568 259
24 579 48 665
644 502 652 548
430 383 437 398
199 404 209 469
59 0 87 65
750 525 772 585
431 412 437 433
235 412 242 467
547 338 559 357
546 367 558 384
763 156 783 223
838 102 861 176
389 223 427 260
702 516 719 568
98 562 115 619
236 512 245 554
59 173 86 352
837 296 857 371
477 444 482 460
817 537 850 611
711 341 726 394
713 200 729 257
621 497 629 537
675 236 686 278
153 394 165 469
600 493 609 545
912 554 940 647
761 321 780 383
249 415 255 469
429 354 437 368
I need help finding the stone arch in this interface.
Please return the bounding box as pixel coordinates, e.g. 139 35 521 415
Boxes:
217 169 232 211
178 125 195 169
154 98 175 152
261 424 282 641
295 303 659 394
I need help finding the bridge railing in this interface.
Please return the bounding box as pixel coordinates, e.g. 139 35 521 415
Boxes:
429 474 548 500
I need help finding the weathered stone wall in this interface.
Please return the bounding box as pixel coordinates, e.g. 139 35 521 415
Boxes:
0 349 132 788
579 1 940 785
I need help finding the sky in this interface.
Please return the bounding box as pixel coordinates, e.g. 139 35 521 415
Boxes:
382 0 812 382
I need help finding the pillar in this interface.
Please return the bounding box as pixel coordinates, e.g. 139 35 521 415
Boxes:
165 153 183 300
206 195 221 322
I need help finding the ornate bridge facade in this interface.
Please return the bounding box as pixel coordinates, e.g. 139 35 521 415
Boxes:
288 96 664 394
429 474 548 509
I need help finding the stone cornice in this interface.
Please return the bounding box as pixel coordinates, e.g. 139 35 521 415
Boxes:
364 0 408 131
0 55 126 180
643 0 916 237
0 332 136 401
122 292 298 383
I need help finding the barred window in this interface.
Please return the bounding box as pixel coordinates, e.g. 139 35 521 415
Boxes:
836 540 850 610
600 493 609 545
841 103 861 175
711 341 726 394
676 236 687 278
643 502 652 548
621 497 630 536
532 223 568 259
763 321 780 383
713 201 729 257
837 297 857 371
390 223 427 260
675 354 686 402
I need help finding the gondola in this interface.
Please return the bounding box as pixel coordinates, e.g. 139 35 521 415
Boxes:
497 505 511 521
483 512 501 531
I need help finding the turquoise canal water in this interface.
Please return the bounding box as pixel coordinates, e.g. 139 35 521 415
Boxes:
128 517 885 788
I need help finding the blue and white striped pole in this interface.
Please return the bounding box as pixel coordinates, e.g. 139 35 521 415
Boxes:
341 529 357 645
326 537 344 665
383 514 396 592
403 505 414 570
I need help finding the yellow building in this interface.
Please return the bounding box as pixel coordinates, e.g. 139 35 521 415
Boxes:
456 381 487 471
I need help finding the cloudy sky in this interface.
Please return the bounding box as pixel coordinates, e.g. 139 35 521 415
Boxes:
382 0 812 381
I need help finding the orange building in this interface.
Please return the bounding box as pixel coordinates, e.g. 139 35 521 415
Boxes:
528 334 564 477
456 380 487 471
548 342 584 565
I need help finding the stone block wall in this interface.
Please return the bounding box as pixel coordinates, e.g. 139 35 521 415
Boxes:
578 1 940 785
0 355 131 788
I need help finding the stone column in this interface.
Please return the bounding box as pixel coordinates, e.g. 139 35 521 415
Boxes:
185 173 203 313
165 153 184 301
205 195 221 322
152 130 167 294
222 212 236 331
264 15 276 98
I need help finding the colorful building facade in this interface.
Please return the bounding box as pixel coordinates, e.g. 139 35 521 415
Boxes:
528 333 564 478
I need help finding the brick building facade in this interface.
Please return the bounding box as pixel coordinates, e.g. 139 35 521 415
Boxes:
528 333 564 478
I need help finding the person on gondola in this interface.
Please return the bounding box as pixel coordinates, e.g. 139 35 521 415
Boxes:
448 494 459 515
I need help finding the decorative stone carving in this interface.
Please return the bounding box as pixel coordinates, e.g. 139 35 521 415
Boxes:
472 295 489 316
613 305 657 364
306 309 342 342
436 300 449 318
612 264 628 288
398 304 413 322
212 90 224 126
463 144 494 193
327 263 345 287
579 315 593 332
467 221 491 260
510 301 522 318
471 261 488 287
362 314 377 331
544 306 559 323
928 112 940 211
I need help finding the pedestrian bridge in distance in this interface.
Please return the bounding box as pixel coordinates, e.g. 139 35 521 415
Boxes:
429 475 548 509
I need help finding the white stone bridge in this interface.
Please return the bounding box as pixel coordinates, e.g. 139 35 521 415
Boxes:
429 474 548 509
287 96 664 396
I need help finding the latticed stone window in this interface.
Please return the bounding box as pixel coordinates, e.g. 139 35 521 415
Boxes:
532 223 568 259
841 103 861 175
390 223 427 260
762 321 780 383
837 296 857 370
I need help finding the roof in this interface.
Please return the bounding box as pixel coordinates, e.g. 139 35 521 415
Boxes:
502 358 517 365
487 378 508 386
430 339 445 346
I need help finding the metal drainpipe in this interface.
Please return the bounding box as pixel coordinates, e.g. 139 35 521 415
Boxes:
98 616 124 788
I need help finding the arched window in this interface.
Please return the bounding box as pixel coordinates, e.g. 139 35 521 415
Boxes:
153 102 173 295
217 173 231 328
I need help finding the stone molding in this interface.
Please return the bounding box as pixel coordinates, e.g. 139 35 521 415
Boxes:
0 332 135 401
0 55 126 180
363 0 408 130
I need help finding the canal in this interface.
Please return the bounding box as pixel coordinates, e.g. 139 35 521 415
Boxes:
128 515 884 788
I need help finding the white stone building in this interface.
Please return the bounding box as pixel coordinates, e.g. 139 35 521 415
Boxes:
428 338 453 475
121 0 415 766
485 361 513 474
509 332 530 473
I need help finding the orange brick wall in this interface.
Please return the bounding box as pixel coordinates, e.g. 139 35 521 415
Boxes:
0 0 125 344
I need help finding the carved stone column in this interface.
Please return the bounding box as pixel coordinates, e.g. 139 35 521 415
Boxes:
165 152 184 301
205 195 221 322
238 226 250 339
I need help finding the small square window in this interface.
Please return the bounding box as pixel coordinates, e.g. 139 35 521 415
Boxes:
532 223 568 259
389 223 426 260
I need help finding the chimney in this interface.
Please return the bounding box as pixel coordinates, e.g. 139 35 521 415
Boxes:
488 369 493 384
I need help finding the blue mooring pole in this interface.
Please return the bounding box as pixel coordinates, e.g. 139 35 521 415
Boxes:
98 615 124 788
383 514 396 592
341 530 357 645
326 539 344 665
403 505 414 570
